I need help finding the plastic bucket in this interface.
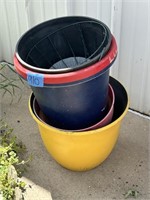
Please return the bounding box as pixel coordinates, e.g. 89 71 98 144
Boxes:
14 36 117 130
32 84 115 131
29 76 129 171
15 16 112 73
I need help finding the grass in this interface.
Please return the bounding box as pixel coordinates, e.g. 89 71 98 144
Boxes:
0 62 24 103
0 120 31 200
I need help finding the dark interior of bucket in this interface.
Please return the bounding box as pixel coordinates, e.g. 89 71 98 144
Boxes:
17 17 111 72
109 77 128 121
30 77 128 129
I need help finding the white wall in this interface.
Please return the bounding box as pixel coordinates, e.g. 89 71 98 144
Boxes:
0 0 150 115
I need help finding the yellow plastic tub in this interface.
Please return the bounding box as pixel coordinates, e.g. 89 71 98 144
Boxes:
29 77 129 171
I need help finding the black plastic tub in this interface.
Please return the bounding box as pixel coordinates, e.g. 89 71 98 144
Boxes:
15 16 112 73
14 36 117 130
14 34 117 130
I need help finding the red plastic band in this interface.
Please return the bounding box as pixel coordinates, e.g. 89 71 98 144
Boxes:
14 36 117 85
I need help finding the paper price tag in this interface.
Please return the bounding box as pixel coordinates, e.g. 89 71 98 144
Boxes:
27 72 44 87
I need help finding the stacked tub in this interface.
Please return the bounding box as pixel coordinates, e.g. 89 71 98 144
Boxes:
14 16 129 171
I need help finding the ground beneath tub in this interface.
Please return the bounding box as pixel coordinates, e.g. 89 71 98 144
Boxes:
1 83 150 200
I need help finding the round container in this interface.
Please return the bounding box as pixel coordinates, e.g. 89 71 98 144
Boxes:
29 77 129 171
15 16 112 73
14 36 117 130
33 84 115 131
